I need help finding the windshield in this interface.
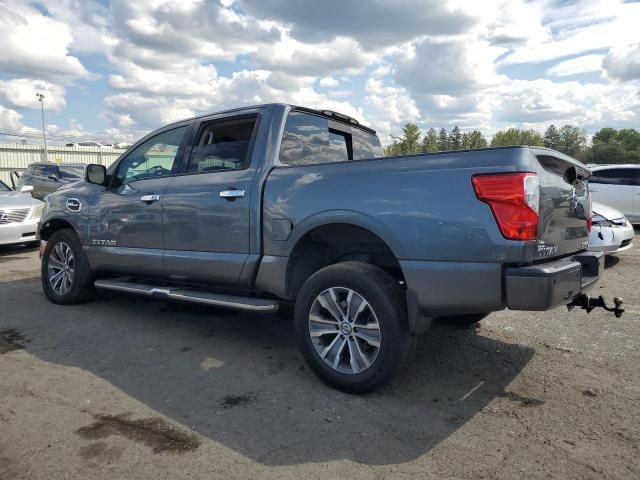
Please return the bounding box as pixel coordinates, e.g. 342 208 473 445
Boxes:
0 180 11 192
59 165 85 179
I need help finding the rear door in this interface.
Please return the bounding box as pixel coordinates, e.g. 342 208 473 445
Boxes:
86 124 190 277
588 167 636 219
162 114 260 286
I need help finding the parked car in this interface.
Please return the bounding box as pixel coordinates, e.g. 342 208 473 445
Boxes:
588 164 640 224
38 103 614 393
588 202 635 254
0 180 44 247
15 163 86 200
65 141 104 148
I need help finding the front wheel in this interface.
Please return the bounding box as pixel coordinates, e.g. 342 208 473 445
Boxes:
41 229 94 305
294 262 411 394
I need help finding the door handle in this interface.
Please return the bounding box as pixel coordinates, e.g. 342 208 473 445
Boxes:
219 189 245 199
140 194 160 203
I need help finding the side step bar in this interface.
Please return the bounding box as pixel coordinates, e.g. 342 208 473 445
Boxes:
94 279 279 313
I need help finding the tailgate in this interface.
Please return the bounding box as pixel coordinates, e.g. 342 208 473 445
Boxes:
532 152 591 260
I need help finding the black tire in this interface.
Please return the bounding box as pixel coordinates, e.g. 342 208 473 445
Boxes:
294 261 411 394
437 312 488 327
41 228 94 305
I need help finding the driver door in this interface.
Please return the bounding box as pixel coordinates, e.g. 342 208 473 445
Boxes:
86 124 191 277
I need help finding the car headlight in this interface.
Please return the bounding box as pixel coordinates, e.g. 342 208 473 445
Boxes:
591 214 612 227
29 202 45 221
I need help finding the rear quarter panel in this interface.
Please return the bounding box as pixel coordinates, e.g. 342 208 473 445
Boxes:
263 147 539 264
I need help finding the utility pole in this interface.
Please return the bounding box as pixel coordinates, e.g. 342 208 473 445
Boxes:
36 92 48 162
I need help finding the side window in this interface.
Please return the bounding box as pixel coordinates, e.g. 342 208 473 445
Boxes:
115 126 188 186
280 111 382 165
44 165 58 178
352 128 383 160
589 168 636 186
32 165 46 177
187 116 257 173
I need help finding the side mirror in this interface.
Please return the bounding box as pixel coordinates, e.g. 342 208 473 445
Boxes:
86 164 107 186
20 185 34 194
48 174 59 181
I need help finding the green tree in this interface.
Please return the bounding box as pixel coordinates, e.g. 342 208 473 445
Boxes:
616 129 640 152
557 125 587 157
461 132 472 149
437 128 449 151
491 128 544 147
399 123 421 154
543 124 561 149
588 142 626 164
468 130 488 149
421 128 439 153
449 125 462 150
384 136 402 157
592 127 618 145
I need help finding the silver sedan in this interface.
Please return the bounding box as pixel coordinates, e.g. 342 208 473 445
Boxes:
588 202 635 255
0 181 44 247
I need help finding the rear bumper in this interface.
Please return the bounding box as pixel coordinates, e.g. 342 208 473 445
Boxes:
0 219 39 246
505 251 603 310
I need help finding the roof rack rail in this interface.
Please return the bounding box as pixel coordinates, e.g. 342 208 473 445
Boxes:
292 106 376 135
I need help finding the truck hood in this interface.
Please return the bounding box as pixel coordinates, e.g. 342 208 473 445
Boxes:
592 202 624 221
0 191 42 209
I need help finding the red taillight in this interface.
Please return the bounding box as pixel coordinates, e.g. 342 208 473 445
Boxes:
472 172 539 241
587 214 592 233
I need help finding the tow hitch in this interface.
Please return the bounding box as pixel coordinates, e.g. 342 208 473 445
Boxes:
567 294 625 318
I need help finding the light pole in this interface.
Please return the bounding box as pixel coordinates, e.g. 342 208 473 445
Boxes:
36 92 48 162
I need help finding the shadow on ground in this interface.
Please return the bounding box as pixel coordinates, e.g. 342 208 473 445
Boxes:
0 244 38 262
1 277 536 466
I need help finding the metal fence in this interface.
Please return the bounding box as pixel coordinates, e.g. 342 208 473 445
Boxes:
0 144 123 186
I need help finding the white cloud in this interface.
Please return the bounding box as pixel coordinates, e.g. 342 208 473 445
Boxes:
395 38 506 96
0 104 38 134
319 77 340 88
603 43 640 82
547 54 605 77
254 35 377 76
0 1 94 83
0 79 66 111
500 1 639 65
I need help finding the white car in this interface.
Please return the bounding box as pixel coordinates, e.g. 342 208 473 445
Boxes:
588 202 635 254
588 164 640 224
0 181 44 247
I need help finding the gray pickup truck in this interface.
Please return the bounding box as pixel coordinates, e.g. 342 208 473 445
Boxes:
39 103 616 393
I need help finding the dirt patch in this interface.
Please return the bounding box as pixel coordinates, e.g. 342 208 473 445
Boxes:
0 328 27 354
219 394 256 409
79 441 124 462
76 414 200 454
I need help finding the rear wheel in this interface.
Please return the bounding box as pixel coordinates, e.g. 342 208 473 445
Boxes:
294 261 410 394
437 312 488 327
41 229 94 304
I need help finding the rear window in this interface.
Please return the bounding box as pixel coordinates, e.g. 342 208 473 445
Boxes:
589 168 639 186
279 111 382 166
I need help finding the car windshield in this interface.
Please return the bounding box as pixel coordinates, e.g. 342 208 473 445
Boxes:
59 165 85 179
0 181 11 192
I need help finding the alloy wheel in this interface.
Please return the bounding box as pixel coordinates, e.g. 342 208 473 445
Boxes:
308 287 382 374
47 241 75 295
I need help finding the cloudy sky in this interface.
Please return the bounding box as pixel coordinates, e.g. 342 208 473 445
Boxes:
0 0 639 144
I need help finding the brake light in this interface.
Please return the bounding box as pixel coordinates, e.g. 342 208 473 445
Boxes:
472 172 539 241
587 214 592 233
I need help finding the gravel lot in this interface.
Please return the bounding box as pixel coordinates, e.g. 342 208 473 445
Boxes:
1 239 638 480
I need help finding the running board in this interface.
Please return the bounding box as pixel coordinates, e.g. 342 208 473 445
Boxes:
94 279 279 312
